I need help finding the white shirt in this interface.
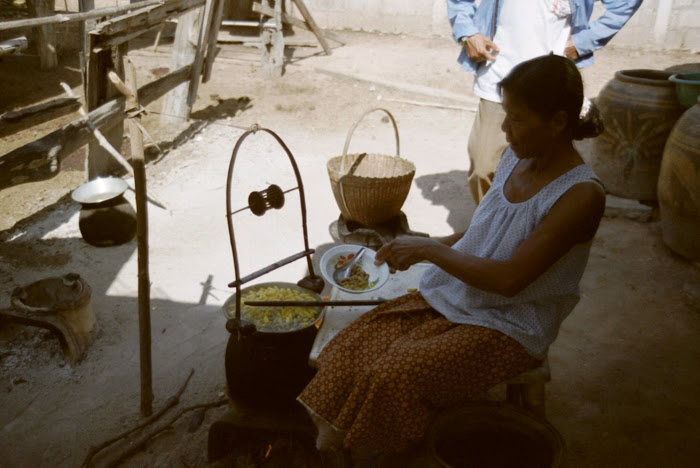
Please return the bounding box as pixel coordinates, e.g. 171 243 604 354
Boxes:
473 0 573 102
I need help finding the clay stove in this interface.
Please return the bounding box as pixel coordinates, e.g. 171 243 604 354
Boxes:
2 273 97 365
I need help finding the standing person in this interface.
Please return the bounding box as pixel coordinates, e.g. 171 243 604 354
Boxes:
448 0 641 204
298 54 606 463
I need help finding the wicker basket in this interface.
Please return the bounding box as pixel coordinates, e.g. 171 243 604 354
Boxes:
327 108 415 226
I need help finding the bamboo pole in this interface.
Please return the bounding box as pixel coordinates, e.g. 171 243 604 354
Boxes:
108 59 153 417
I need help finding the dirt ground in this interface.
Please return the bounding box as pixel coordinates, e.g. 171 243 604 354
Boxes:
1 11 700 468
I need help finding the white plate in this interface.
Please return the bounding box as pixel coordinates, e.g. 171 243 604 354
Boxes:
319 244 390 294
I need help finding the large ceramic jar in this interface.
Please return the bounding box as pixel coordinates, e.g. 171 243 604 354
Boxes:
590 69 685 201
658 96 700 260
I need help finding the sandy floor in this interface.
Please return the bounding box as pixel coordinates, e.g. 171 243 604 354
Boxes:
1 18 700 468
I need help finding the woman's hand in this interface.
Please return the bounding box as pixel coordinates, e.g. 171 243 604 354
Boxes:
375 236 442 273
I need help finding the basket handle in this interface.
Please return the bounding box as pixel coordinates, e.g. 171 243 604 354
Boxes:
339 107 401 175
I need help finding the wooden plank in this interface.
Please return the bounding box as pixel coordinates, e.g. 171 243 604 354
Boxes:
217 35 316 46
90 1 205 51
33 0 58 70
90 0 204 43
0 65 192 190
0 96 80 138
260 0 284 78
202 0 225 83
85 32 127 178
161 9 201 127
252 1 345 45
91 22 164 52
291 0 330 54
0 0 162 32
187 0 217 109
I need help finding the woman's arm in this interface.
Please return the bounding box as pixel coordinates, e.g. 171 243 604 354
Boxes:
376 182 605 297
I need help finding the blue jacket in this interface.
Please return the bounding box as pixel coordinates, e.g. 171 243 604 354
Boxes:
447 0 642 72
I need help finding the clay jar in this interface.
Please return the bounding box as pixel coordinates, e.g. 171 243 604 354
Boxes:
658 96 700 260
590 69 685 201
78 195 136 247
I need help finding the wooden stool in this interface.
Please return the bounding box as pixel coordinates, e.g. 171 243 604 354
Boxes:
505 357 551 418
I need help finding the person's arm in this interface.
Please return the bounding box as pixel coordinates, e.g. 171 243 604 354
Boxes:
376 182 605 297
447 0 480 42
570 0 642 59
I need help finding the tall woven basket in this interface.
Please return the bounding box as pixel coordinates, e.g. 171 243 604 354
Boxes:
327 108 415 226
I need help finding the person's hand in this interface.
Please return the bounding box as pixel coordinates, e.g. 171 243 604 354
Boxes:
565 36 580 60
464 34 499 63
375 237 438 273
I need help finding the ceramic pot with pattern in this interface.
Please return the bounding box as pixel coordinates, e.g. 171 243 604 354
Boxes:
589 69 685 201
658 96 700 260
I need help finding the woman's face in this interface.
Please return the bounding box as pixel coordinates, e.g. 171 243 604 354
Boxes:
500 90 556 160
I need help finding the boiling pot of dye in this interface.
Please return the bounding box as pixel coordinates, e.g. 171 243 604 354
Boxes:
71 177 136 247
222 282 324 410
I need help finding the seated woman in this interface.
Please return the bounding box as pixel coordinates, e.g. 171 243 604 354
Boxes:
298 54 606 458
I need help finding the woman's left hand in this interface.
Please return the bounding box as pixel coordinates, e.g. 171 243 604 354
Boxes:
375 236 439 273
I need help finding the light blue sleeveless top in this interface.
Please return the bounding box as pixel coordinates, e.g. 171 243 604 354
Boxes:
420 148 600 359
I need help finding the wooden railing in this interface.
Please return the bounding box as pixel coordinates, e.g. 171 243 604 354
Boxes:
0 0 224 189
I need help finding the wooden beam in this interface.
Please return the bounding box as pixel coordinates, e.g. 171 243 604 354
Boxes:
260 0 284 78
161 9 201 127
252 1 345 45
291 0 331 54
85 33 126 178
0 0 162 32
217 35 317 47
0 96 80 138
32 0 58 70
93 0 203 35
187 0 217 109
90 0 205 51
202 0 225 83
0 65 192 190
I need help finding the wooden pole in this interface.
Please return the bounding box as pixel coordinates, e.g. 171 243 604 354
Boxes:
32 0 59 70
202 0 225 83
291 0 330 55
86 31 127 178
187 0 217 109
109 58 153 417
260 0 284 78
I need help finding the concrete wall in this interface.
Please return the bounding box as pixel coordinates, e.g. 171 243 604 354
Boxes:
303 0 700 52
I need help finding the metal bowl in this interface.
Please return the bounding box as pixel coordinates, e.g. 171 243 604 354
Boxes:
71 177 129 205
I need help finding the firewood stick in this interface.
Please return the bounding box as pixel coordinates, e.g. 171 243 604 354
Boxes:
81 369 195 468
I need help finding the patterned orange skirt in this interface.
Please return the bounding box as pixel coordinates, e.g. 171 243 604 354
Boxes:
297 293 539 452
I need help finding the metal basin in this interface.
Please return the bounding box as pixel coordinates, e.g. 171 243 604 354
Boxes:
71 177 129 205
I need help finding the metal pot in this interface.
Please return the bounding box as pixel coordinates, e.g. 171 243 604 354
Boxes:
71 177 136 246
222 282 324 410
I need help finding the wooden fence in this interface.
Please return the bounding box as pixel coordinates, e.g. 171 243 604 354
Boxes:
0 0 222 189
